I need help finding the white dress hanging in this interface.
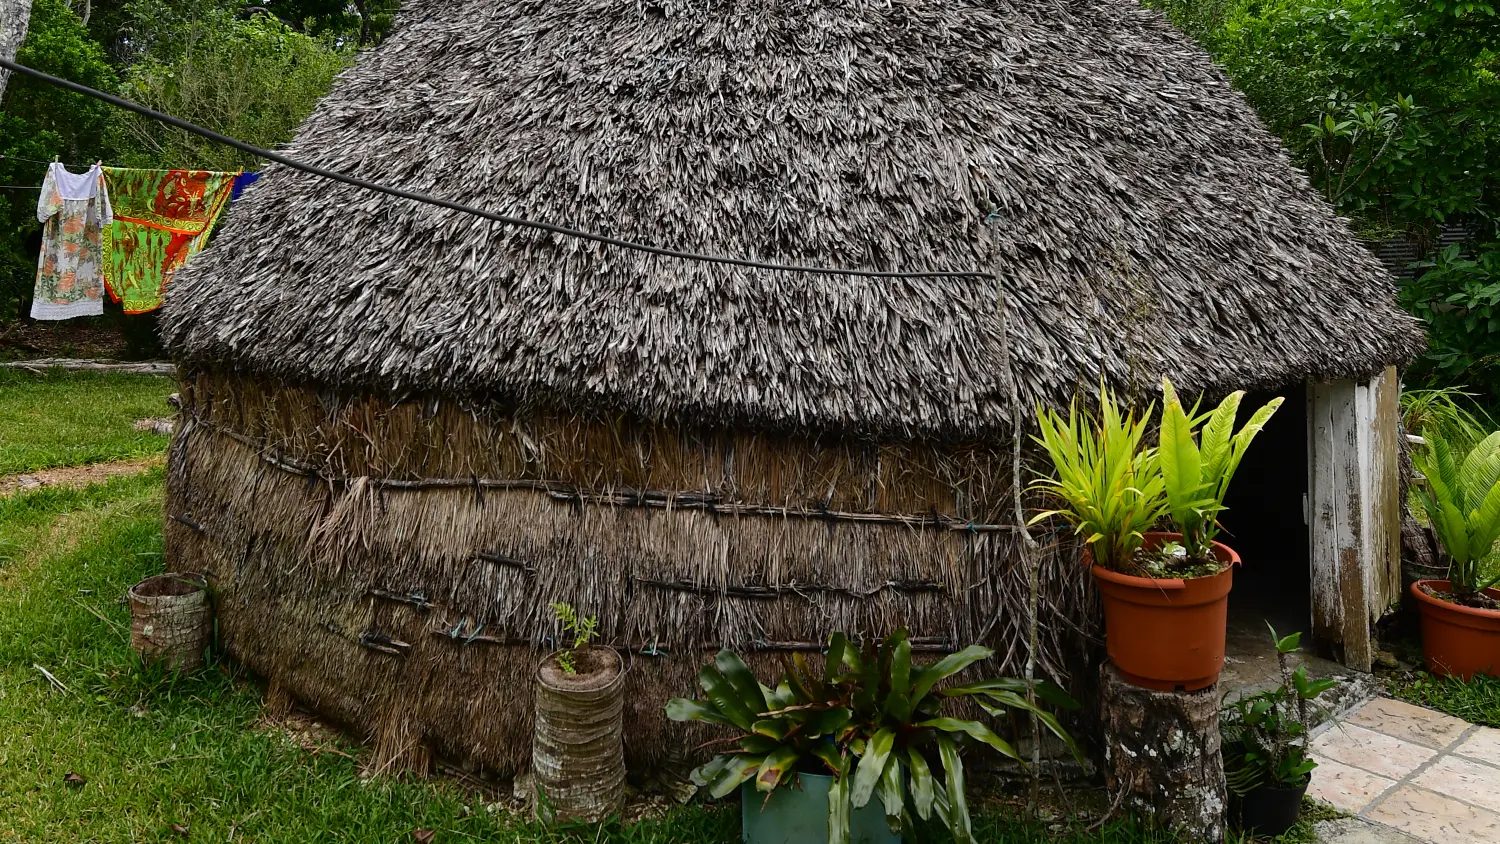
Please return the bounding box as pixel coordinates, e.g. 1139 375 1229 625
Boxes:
31 162 112 320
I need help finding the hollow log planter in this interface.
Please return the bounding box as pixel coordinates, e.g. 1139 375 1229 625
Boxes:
532 646 626 823
1100 663 1227 844
128 572 212 672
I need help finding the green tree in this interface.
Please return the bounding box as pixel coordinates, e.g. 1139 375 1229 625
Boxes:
111 10 352 172
1153 0 1500 400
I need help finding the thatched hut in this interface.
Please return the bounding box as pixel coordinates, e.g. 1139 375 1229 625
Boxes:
161 0 1424 776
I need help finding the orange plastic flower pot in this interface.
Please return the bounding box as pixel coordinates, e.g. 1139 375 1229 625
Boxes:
1091 532 1239 692
1412 580 1500 680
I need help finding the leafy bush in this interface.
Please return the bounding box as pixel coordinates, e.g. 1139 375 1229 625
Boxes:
1150 0 1500 400
1221 628 1335 797
111 10 352 172
1030 387 1166 572
1401 386 1495 452
1030 382 1280 571
1158 379 1282 560
1410 431 1500 601
1401 244 1500 399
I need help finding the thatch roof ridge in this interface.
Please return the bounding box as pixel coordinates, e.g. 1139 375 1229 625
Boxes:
162 0 1424 439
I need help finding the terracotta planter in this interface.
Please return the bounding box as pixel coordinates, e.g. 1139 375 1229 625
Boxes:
1092 532 1239 692
1412 580 1500 679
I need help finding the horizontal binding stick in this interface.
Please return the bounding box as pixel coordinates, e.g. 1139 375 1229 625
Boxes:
194 414 1017 534
168 514 204 533
426 630 957 654
475 552 537 576
366 588 435 611
629 575 945 600
358 629 411 656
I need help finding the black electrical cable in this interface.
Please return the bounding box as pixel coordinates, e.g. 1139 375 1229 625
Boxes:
0 58 996 281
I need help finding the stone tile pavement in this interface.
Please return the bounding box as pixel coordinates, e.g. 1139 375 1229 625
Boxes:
1309 697 1500 843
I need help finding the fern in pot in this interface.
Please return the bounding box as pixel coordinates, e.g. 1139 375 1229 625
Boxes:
666 630 1081 844
1221 627 1335 837
1409 431 1500 678
1031 380 1281 691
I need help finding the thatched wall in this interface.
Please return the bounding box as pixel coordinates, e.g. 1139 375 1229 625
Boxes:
165 370 1097 776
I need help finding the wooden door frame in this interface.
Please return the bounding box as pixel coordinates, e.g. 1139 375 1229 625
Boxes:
1305 366 1402 671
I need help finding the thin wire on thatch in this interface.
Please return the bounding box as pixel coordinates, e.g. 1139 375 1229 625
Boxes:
162 0 1422 440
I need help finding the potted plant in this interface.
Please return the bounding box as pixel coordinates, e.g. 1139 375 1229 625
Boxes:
1221 627 1335 838
1031 380 1281 691
666 630 1080 844
1408 432 1500 678
532 602 626 823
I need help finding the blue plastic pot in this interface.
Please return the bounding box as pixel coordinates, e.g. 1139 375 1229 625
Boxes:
741 774 902 844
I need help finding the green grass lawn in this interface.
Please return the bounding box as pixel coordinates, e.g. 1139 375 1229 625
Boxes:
0 370 175 475
0 373 1334 843
1389 671 1500 729
0 470 1189 842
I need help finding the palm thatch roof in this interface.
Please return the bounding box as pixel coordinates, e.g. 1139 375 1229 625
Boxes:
162 0 1424 439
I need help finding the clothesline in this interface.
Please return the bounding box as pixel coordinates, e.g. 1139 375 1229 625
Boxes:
0 153 90 167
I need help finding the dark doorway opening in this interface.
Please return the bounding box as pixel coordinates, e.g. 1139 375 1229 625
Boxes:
1218 387 1312 689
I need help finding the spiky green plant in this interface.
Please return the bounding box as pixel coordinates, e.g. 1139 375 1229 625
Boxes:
665 631 1080 844
1221 627 1335 798
1411 431 1500 601
1402 388 1494 453
1029 387 1167 572
1157 378 1283 560
547 601 598 674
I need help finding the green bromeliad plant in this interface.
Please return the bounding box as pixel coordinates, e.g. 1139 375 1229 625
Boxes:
1029 386 1168 572
1411 431 1500 605
665 630 1080 844
1158 378 1283 562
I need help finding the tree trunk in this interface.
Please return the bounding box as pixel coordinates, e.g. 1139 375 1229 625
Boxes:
0 0 34 101
532 648 626 823
1100 664 1227 844
0 358 176 374
127 572 212 672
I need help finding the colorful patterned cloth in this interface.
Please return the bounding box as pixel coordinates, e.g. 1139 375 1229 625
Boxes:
32 163 112 321
102 168 237 314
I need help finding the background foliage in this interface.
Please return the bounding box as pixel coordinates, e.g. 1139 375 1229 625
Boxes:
1152 0 1500 404
0 0 368 334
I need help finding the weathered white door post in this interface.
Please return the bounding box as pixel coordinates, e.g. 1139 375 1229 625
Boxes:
1306 366 1402 671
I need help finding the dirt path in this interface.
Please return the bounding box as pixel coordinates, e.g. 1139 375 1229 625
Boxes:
0 456 164 498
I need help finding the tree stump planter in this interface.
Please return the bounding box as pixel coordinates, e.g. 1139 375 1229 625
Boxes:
127 572 212 672
1100 664 1227 844
532 647 626 823
1412 580 1500 679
